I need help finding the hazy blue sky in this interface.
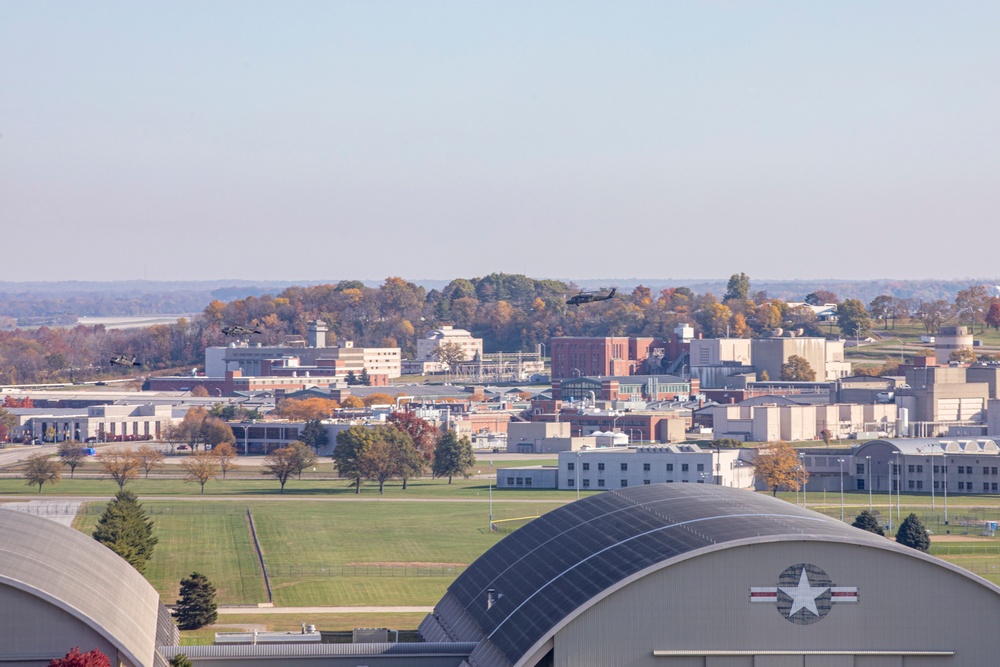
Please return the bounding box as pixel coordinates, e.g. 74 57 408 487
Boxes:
2 2 999 283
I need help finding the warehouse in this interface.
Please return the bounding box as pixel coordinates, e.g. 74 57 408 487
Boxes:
0 509 177 667
421 483 1000 666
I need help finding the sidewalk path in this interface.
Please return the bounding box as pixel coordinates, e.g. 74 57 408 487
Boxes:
218 606 433 615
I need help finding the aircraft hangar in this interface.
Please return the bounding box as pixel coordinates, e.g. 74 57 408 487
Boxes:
420 484 1000 667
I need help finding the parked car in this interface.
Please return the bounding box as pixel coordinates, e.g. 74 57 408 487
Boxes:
177 444 190 451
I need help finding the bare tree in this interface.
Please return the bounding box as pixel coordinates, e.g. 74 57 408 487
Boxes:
211 442 238 479
98 447 141 490
181 451 219 493
135 444 165 479
24 453 61 493
433 341 468 370
58 441 86 478
262 446 297 493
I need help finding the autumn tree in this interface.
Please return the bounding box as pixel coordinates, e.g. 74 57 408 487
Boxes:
93 489 157 573
751 441 806 497
135 444 165 479
434 341 468 370
288 440 317 478
724 273 750 302
211 441 238 479
868 295 894 328
986 299 1000 330
358 435 421 494
274 397 339 421
819 429 833 445
333 424 415 493
949 348 977 364
201 417 236 450
388 411 438 469
838 299 871 337
98 447 140 490
805 291 837 306
432 430 476 484
954 284 990 333
24 452 61 493
262 446 298 493
781 355 817 382
176 407 209 450
341 395 365 409
181 450 219 493
915 300 951 334
58 441 87 478
363 392 395 407
47 647 111 667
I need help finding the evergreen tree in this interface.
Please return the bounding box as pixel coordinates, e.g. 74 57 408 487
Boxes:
359 368 371 386
173 572 218 630
168 655 193 667
432 430 476 484
92 489 158 574
300 419 329 452
851 510 885 536
895 513 931 552
345 370 358 386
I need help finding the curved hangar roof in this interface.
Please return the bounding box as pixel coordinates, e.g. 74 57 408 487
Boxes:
420 483 926 667
0 508 177 667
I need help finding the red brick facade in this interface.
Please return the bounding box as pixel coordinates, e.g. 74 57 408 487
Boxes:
550 337 666 380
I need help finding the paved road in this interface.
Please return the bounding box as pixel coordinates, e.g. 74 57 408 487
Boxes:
0 494 570 504
218 606 433 615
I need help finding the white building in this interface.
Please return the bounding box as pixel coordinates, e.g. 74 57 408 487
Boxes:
549 445 755 491
416 325 483 363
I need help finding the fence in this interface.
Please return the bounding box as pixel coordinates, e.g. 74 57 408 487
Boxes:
266 564 467 578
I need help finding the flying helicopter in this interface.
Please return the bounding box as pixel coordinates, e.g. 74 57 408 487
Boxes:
566 287 617 306
221 324 262 337
109 354 140 367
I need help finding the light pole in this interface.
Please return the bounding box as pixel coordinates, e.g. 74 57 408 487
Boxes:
944 459 949 525
896 452 903 522
866 456 872 511
799 453 807 508
930 450 936 511
575 452 581 501
838 458 845 522
489 460 494 532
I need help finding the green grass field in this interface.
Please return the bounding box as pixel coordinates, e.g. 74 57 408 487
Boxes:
0 474 577 500
72 499 563 608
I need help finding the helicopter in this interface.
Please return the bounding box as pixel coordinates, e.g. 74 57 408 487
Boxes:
109 354 140 367
221 324 262 337
566 287 617 306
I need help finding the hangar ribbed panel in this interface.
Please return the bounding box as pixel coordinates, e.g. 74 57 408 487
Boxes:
432 484 889 667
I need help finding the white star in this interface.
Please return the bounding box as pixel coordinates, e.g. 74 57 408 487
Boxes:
779 568 829 617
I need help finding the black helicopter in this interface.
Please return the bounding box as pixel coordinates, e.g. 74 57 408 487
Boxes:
110 354 140 367
566 287 617 306
222 324 262 337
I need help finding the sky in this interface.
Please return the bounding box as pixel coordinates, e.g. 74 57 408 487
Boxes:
2 2 999 283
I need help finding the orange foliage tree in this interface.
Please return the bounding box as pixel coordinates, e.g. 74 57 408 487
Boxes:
273 397 340 420
752 441 807 497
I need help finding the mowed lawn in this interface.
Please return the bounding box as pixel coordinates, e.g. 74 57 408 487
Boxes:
72 499 563 608
0 474 580 501
74 505 268 605
253 500 563 607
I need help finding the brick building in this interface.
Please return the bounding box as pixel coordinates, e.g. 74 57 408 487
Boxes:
550 336 666 380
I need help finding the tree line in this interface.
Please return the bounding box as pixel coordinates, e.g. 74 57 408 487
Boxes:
1 273 997 385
